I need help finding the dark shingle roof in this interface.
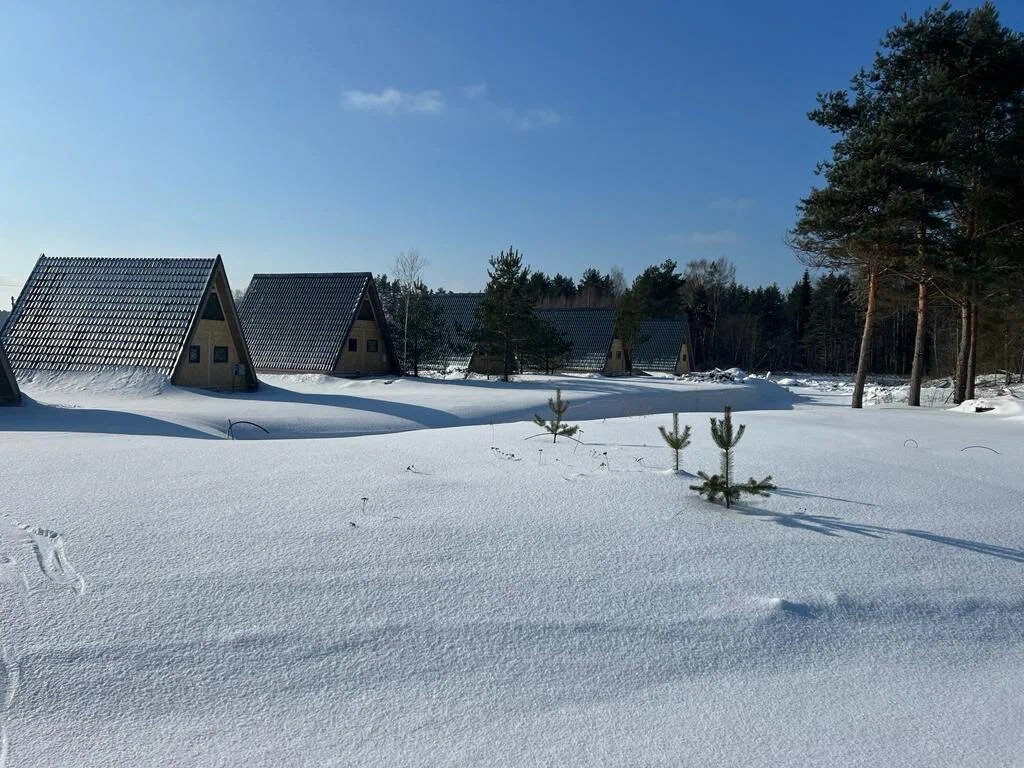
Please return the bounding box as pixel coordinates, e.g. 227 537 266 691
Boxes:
632 317 689 372
431 293 482 369
0 340 19 403
2 256 217 375
534 308 616 372
238 273 372 371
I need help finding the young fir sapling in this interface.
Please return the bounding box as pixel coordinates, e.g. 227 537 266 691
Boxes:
658 412 692 473
534 388 579 444
690 406 775 508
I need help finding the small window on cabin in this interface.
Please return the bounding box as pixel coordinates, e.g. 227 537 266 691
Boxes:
214 346 229 363
367 339 379 353
616 351 622 359
348 338 358 352
357 300 375 321
202 293 225 321
189 345 201 363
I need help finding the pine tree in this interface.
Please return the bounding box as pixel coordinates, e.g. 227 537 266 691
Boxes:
403 284 446 376
658 412 691 473
614 288 646 374
690 406 774 509
524 318 571 374
533 388 579 444
476 246 535 382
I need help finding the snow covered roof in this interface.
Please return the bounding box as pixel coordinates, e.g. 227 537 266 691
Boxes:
2 256 220 376
534 308 616 372
0 339 19 404
239 273 395 372
431 293 483 369
632 317 689 372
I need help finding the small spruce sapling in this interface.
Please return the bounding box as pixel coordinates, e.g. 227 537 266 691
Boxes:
658 412 692 473
534 388 579 444
690 406 775 508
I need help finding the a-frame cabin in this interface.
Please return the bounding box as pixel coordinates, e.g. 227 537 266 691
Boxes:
629 317 692 375
1 255 258 391
238 272 400 376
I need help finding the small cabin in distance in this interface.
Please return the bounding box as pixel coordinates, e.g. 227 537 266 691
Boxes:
533 307 617 374
238 272 400 377
1 255 258 391
629 317 692 375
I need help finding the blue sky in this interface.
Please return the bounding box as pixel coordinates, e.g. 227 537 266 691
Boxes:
2 1 1021 301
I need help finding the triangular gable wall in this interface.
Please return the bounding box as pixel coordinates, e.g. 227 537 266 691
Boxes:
171 257 259 391
331 277 401 376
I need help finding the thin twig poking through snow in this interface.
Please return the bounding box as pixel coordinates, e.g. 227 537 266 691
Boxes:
226 420 270 440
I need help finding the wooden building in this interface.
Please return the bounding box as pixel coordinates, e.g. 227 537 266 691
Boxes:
1 255 258 391
238 273 399 376
533 308 617 374
429 296 620 376
0 340 20 405
430 292 484 372
630 317 692 375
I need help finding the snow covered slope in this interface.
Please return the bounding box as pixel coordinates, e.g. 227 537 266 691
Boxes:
0 377 1021 766
7 370 794 439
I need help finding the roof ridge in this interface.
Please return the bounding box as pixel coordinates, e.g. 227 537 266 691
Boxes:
249 272 371 279
36 256 217 263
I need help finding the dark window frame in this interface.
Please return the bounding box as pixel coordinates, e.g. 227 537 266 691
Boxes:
348 338 358 352
213 346 229 363
189 345 201 363
366 338 379 353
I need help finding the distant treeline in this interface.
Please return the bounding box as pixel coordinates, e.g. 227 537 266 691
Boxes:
376 251 1022 381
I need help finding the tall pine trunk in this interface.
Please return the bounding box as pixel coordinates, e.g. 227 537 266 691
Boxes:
908 280 929 407
966 303 979 400
954 302 972 404
851 263 880 409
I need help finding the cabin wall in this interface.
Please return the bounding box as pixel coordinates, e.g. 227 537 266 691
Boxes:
175 315 246 390
676 342 692 375
335 319 390 375
174 267 254 391
469 351 508 376
604 338 627 375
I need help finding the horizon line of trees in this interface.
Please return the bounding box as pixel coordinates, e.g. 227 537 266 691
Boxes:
377 246 1024 383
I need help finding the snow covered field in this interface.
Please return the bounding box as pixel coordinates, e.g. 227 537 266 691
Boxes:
1 374 1022 766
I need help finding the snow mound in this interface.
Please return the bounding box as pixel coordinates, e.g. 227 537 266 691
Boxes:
16 368 171 397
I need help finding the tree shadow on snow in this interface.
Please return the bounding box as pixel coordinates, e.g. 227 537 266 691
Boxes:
730 501 1023 563
773 487 880 507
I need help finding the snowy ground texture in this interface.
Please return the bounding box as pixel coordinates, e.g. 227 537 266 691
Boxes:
1 371 1022 767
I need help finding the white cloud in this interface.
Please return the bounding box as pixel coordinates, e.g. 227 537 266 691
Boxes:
462 82 488 99
669 230 741 246
711 197 756 212
504 107 562 131
342 88 446 115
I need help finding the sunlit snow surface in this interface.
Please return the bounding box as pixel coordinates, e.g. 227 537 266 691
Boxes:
0 372 1021 766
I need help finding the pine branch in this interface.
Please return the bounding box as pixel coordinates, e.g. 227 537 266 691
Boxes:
690 406 774 509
